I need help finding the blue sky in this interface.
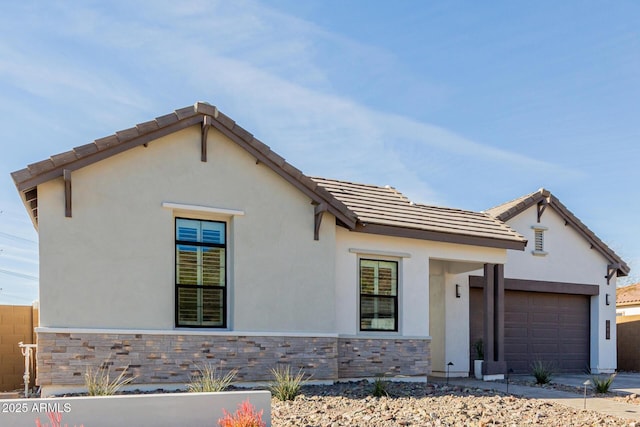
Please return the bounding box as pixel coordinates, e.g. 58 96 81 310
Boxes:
0 1 639 304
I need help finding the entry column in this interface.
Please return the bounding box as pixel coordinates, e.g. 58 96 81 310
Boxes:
482 263 506 377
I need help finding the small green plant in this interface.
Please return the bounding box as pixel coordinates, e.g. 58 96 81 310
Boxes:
592 373 616 394
372 375 389 397
85 362 135 396
473 339 484 360
530 360 553 385
187 364 237 393
268 365 308 401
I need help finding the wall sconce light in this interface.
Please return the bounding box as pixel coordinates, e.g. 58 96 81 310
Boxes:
606 294 610 306
455 284 461 298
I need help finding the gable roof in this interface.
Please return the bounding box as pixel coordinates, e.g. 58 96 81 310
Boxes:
11 101 526 251
485 188 630 276
312 177 527 250
617 283 640 306
11 102 357 230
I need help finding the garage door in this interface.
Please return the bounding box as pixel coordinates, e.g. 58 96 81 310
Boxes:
470 288 590 374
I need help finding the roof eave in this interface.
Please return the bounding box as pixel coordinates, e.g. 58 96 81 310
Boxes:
354 222 527 251
11 102 358 231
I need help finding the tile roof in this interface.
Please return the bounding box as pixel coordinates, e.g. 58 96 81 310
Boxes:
10 101 527 251
11 102 357 230
312 177 527 249
617 283 640 306
485 188 630 276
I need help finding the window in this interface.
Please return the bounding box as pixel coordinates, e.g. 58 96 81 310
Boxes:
175 218 226 327
531 225 548 256
359 259 398 331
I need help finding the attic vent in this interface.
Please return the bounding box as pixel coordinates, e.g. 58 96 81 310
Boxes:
531 225 548 256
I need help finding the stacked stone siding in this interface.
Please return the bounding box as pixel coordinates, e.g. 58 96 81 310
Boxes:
36 331 431 388
37 332 338 386
337 337 430 378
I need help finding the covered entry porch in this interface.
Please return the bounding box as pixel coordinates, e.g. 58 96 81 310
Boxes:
429 261 507 378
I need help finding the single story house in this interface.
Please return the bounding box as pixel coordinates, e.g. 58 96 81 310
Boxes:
11 102 628 395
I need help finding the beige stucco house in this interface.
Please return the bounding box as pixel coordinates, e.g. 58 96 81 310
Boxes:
12 102 628 395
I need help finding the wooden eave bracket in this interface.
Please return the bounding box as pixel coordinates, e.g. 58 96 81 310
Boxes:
314 203 328 240
606 263 620 285
537 199 548 223
63 169 72 218
201 115 214 162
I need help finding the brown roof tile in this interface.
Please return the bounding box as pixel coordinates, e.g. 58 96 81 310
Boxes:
116 127 140 142
27 159 56 175
73 143 98 157
135 120 160 134
312 177 526 247
94 135 120 151
155 112 179 127
50 151 78 167
11 102 358 231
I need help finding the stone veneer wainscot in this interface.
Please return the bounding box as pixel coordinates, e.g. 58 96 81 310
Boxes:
36 330 430 389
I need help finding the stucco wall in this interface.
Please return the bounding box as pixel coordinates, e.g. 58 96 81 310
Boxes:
500 205 618 372
334 225 506 374
37 125 336 333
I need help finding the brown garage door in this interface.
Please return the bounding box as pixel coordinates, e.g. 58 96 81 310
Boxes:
470 288 590 374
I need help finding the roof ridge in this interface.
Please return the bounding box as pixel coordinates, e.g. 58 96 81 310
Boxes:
12 102 359 230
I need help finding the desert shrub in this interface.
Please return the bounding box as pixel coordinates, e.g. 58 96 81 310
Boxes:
530 360 553 385
187 364 237 393
218 400 266 427
268 365 308 401
85 362 135 396
372 375 389 397
592 373 616 394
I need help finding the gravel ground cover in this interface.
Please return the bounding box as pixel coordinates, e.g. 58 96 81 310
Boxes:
271 381 635 426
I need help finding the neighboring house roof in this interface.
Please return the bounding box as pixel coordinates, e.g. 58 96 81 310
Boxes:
485 188 630 276
617 283 640 307
313 177 527 250
12 102 527 251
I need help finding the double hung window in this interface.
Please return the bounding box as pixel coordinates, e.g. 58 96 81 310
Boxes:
359 259 398 331
175 218 226 327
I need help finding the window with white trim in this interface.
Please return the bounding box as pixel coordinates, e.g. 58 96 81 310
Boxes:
175 218 226 327
359 259 398 331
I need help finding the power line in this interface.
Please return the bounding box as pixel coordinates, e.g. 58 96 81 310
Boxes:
0 269 39 281
0 231 37 245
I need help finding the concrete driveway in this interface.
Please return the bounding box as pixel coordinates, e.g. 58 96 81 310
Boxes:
515 372 640 395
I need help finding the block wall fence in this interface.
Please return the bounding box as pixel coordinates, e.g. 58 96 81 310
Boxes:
617 315 640 371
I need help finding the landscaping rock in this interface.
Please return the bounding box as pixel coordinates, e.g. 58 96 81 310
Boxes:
272 381 629 426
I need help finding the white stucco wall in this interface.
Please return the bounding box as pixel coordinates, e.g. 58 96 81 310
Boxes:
501 205 618 373
617 305 640 317
334 227 506 368
37 125 337 333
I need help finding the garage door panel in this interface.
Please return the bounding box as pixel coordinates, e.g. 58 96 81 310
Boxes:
505 327 528 337
505 312 528 323
471 288 590 374
532 313 559 323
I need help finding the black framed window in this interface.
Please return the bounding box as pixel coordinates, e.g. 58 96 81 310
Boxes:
360 259 398 331
175 218 226 327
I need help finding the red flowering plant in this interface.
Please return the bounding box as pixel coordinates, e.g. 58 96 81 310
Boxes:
218 400 266 427
34 411 84 427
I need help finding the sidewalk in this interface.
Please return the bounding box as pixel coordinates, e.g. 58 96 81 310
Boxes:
432 377 640 421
